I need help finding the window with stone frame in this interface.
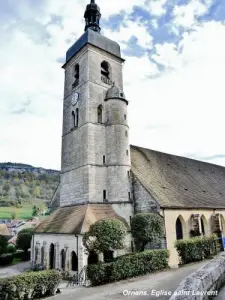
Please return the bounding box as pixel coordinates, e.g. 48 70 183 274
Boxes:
101 61 110 79
75 108 79 127
72 64 79 88
72 111 76 128
97 105 103 123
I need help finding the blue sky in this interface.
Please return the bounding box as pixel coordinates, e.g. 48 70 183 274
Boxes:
0 0 225 169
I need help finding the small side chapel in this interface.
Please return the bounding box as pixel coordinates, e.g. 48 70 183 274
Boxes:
32 0 225 272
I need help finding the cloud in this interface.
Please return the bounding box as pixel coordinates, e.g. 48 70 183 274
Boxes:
1 0 225 169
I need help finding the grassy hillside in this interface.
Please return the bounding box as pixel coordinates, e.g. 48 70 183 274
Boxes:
0 163 60 219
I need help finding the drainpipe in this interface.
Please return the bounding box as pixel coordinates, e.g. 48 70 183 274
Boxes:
77 235 79 273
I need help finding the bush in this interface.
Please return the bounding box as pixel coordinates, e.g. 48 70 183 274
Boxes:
87 249 169 286
0 270 61 300
0 235 8 255
17 229 34 252
83 218 127 254
175 235 220 265
131 213 164 251
7 244 16 253
0 253 14 266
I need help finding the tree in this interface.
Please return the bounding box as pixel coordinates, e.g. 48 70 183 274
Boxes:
0 235 8 255
17 228 35 252
83 218 127 254
2 182 10 195
10 209 17 220
32 205 39 217
131 213 164 251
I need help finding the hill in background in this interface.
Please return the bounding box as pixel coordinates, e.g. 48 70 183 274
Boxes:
0 162 60 220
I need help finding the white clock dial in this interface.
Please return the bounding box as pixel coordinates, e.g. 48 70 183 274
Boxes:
71 92 79 106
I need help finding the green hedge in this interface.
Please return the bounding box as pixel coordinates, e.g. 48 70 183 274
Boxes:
0 253 14 266
87 249 169 286
175 235 220 264
0 270 61 300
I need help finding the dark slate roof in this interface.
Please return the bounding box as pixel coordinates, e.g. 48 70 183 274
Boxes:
131 145 225 209
65 29 123 65
35 204 128 234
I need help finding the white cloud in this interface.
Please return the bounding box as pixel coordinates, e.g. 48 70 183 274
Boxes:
127 21 225 166
172 0 213 29
1 0 225 169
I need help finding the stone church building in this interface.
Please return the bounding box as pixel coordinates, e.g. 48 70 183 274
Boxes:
32 0 225 271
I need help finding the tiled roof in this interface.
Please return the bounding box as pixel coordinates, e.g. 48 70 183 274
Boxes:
0 224 10 236
131 145 225 209
35 204 128 234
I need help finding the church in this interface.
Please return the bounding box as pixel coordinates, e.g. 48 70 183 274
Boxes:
32 0 225 272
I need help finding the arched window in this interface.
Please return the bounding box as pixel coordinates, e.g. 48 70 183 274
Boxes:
71 251 78 271
61 249 66 270
201 215 207 236
73 64 79 87
72 111 75 128
101 61 110 78
103 250 114 263
49 243 55 269
75 108 79 127
97 105 103 123
41 246 44 266
176 217 183 240
88 251 98 265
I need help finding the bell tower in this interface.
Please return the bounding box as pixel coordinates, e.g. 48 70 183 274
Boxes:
60 0 132 217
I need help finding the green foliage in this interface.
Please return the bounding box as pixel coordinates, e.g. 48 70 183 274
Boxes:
32 205 40 216
0 270 61 300
131 213 164 251
17 228 34 252
0 166 59 219
0 253 14 266
175 235 220 264
7 244 16 253
0 235 8 255
83 218 127 254
87 249 169 286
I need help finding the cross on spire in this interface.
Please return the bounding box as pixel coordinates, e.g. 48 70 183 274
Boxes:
84 0 101 33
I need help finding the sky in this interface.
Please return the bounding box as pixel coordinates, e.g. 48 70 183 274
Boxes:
0 0 225 170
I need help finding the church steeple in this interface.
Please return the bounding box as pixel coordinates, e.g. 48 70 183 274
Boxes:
84 0 101 33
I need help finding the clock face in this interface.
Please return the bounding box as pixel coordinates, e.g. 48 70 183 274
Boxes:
71 92 79 106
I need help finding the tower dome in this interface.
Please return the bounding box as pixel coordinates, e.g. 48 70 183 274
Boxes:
105 83 127 103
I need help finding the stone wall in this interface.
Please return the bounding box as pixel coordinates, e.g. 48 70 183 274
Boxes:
132 176 160 213
169 252 225 300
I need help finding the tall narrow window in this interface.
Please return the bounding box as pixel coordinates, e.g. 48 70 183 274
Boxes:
127 171 130 178
103 190 107 201
126 150 129 156
72 111 75 128
125 131 128 137
73 64 79 87
124 114 127 120
101 61 110 78
75 108 79 127
103 155 106 164
98 105 103 123
128 192 131 199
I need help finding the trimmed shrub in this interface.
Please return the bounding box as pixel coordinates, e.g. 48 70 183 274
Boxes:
83 218 127 254
0 270 61 300
7 244 16 253
0 235 7 255
87 249 169 286
0 253 14 266
131 213 164 251
175 235 220 265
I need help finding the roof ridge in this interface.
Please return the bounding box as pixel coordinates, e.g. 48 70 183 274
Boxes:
131 144 225 169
